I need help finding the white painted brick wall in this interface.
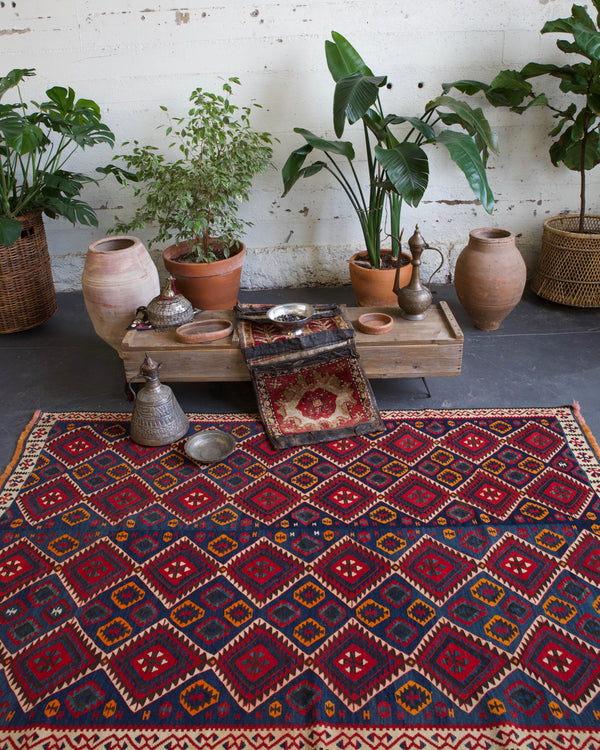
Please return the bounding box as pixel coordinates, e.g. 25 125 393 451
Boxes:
2 0 593 290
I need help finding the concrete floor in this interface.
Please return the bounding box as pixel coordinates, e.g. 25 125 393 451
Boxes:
1 284 599 471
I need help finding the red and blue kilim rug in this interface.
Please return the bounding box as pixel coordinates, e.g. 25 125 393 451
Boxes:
1 406 600 750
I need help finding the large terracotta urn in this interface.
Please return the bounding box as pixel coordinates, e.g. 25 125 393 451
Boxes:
82 236 160 352
163 240 245 310
454 228 526 331
349 249 411 307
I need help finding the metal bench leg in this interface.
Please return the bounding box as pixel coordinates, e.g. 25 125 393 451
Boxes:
421 377 431 398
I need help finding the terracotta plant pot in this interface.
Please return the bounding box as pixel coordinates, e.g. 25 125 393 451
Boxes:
454 227 526 331
82 235 160 352
163 241 246 310
349 249 411 307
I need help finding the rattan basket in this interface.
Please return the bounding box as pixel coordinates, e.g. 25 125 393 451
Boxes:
0 211 57 333
531 214 600 307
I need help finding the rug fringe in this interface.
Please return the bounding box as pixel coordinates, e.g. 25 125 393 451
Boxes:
0 410 42 491
572 401 600 460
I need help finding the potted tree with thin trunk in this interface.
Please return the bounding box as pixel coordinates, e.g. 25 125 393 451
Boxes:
446 1 600 307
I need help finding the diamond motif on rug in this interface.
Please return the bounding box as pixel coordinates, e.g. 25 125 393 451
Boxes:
18 476 83 523
234 478 302 524
6 622 101 711
517 618 600 711
313 538 390 603
108 621 206 709
415 620 511 710
216 620 303 710
161 477 224 522
566 532 600 586
88 476 156 523
310 475 375 522
485 533 559 602
444 424 500 462
314 621 404 710
510 421 563 460
400 536 478 603
459 470 519 519
226 539 303 605
61 539 134 604
0 539 53 599
526 469 592 517
387 474 451 521
141 537 218 605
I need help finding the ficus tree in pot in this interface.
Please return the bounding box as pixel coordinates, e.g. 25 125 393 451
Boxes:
105 78 273 261
444 2 600 234
282 32 497 277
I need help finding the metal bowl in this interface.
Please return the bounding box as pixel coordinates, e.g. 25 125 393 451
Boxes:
266 303 315 335
184 429 236 463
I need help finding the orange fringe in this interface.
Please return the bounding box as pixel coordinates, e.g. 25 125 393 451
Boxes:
0 410 42 492
572 401 600 461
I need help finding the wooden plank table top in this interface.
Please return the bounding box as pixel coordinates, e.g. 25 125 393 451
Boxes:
120 301 464 383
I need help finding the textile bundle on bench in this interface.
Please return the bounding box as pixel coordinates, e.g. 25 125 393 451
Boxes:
0 406 600 749
236 303 382 448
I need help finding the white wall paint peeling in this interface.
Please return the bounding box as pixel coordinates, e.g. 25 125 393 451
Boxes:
2 0 595 290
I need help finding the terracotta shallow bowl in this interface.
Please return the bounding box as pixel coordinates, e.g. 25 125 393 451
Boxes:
176 318 233 343
357 312 394 335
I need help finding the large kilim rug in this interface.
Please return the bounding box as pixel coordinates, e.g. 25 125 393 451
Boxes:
1 406 600 750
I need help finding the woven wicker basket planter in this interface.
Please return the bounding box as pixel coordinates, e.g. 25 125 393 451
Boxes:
0 211 57 333
531 214 600 307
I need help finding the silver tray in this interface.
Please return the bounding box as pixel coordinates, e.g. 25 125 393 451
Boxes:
184 429 236 463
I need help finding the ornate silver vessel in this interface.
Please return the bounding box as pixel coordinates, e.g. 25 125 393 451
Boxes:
130 354 189 446
146 276 194 330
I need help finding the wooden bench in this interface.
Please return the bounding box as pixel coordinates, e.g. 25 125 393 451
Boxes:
120 302 463 384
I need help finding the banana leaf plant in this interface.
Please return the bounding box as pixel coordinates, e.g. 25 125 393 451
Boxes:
444 2 600 234
282 32 497 269
0 68 115 246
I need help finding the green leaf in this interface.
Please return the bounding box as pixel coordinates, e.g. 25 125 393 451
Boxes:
45 86 75 115
374 142 429 207
0 68 35 101
429 95 498 152
281 143 313 195
572 4 597 29
573 22 600 59
485 69 533 108
442 79 490 96
542 16 577 34
325 31 373 82
435 130 495 213
333 73 386 137
382 115 436 141
293 127 355 159
0 215 23 246
550 127 600 170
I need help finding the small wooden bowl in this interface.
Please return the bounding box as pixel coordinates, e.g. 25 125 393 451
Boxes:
357 312 394 335
176 318 233 344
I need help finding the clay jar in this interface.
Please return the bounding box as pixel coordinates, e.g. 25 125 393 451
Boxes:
349 249 411 307
163 241 245 310
82 236 160 351
454 228 526 331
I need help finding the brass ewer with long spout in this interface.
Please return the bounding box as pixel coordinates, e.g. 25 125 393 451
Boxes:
393 225 443 320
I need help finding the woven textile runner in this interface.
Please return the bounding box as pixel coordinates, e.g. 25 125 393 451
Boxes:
236 303 382 449
1 407 600 750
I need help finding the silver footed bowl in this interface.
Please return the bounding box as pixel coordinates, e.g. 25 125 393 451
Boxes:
266 303 315 335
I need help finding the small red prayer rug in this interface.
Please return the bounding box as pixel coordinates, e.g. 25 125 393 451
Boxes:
236 303 382 448
0 406 600 750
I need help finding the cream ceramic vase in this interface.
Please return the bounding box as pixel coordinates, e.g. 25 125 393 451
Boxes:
82 236 160 352
454 228 526 331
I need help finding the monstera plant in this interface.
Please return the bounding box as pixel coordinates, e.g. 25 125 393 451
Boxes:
282 32 497 273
